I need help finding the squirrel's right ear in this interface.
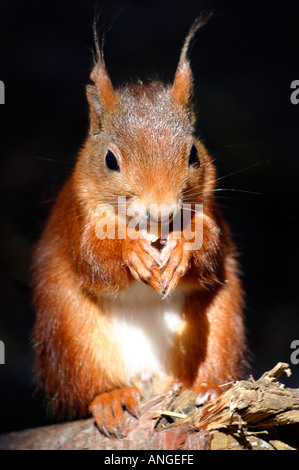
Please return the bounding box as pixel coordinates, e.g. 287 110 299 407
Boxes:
86 23 117 134
170 12 213 116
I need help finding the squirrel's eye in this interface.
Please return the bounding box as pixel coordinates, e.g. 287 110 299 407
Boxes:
188 144 199 166
105 150 120 172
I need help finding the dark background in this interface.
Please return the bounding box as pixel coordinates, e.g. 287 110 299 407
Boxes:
0 0 298 433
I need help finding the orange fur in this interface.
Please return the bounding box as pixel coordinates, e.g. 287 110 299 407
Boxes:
32 16 248 435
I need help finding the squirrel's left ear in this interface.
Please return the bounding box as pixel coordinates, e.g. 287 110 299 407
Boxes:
87 22 117 134
170 12 213 117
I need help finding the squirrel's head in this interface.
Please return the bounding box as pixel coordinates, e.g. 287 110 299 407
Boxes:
82 14 216 229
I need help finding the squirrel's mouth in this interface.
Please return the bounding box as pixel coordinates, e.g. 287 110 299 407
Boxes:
115 199 189 246
130 218 174 243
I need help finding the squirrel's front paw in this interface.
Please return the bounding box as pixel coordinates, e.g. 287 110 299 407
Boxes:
122 236 162 291
89 386 141 438
160 236 190 299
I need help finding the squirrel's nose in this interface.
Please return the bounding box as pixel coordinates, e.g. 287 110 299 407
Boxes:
145 207 174 224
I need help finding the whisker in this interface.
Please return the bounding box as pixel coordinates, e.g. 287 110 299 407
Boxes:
33 155 74 164
209 160 264 186
32 197 58 206
210 142 261 153
211 188 264 196
181 207 200 214
182 188 204 196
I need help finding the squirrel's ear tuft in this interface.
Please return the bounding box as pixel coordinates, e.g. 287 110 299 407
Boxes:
86 22 117 134
170 12 213 111
87 21 117 116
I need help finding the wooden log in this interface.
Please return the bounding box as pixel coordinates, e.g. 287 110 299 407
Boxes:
0 363 298 450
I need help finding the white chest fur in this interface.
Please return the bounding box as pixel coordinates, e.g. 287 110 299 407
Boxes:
104 282 185 387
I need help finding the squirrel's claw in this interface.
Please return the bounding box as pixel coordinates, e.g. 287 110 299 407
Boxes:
123 236 162 291
160 238 190 299
89 386 141 438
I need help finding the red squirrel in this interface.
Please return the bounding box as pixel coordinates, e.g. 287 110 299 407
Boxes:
32 16 247 437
